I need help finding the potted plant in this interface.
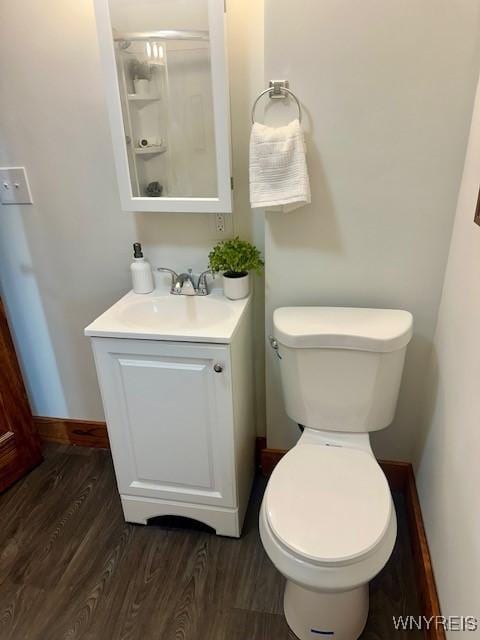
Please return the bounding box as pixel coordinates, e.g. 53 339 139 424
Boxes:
208 237 264 300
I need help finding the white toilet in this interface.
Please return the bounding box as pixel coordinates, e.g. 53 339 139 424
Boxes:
260 307 413 640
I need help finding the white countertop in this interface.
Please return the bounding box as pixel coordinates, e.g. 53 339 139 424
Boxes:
84 287 250 344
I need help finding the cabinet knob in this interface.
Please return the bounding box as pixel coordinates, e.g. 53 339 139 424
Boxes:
213 363 223 373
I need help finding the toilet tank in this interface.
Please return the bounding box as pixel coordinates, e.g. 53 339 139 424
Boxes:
273 307 413 433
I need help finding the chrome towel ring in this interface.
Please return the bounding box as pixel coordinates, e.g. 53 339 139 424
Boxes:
251 80 302 125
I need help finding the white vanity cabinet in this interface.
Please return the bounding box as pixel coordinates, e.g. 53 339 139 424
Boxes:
87 291 254 537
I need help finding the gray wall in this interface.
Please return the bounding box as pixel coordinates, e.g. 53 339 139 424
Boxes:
416 73 480 627
0 0 266 428
264 0 480 460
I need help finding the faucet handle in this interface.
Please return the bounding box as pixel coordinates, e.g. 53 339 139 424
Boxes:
157 267 179 293
198 268 215 295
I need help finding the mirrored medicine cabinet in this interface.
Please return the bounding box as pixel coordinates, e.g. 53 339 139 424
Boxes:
94 0 232 213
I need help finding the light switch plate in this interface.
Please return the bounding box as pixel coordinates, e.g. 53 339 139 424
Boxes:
0 167 33 205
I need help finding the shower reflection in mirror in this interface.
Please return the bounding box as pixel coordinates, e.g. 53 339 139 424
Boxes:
113 27 217 199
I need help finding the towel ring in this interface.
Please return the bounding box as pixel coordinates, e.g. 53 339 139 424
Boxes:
251 86 302 125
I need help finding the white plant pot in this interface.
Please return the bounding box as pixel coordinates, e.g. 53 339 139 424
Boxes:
222 272 250 300
134 78 150 95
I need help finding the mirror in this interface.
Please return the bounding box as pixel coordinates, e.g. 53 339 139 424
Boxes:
94 0 232 212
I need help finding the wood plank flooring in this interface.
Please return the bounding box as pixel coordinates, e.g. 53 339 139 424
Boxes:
0 444 422 640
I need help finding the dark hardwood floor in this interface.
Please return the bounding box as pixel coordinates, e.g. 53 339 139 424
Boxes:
0 444 422 640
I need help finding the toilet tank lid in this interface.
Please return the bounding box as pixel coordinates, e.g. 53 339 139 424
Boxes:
273 307 413 352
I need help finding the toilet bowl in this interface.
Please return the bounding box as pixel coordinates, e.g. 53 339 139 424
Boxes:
261 307 413 640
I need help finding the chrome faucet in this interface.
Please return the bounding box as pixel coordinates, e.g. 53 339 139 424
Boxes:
175 269 196 295
157 267 214 296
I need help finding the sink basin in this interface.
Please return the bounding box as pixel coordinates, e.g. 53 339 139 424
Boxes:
85 288 250 344
119 296 235 332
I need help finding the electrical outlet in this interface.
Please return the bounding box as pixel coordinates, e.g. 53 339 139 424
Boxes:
0 167 33 205
215 213 225 233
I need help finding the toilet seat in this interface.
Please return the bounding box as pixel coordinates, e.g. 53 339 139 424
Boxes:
264 444 392 566
259 442 397 593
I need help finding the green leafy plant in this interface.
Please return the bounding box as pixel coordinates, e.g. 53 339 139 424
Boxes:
209 237 264 276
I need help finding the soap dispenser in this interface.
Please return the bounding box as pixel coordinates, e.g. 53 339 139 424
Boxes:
130 243 154 294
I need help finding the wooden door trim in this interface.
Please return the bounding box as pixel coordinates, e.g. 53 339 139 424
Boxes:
0 299 42 492
0 431 15 446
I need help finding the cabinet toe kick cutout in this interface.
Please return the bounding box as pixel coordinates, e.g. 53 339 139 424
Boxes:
121 494 242 537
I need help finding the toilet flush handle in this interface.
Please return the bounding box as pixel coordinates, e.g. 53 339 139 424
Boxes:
269 336 282 359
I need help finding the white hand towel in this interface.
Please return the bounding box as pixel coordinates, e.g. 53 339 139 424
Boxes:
249 118 311 212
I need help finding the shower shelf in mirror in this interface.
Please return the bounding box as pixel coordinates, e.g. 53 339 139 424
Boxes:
127 94 162 102
134 145 167 157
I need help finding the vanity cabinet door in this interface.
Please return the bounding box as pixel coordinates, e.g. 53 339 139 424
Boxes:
92 338 235 508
